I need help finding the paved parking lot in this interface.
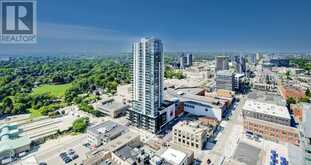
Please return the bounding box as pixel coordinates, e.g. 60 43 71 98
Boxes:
34 134 90 165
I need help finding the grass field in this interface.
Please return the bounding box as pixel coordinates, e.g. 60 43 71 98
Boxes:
32 83 72 97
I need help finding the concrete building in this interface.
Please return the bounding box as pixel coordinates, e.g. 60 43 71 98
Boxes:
179 53 193 69
233 73 245 92
186 53 193 67
288 144 304 165
251 70 277 92
215 56 229 72
172 121 211 150
179 54 187 69
247 90 286 106
216 70 234 91
234 55 246 74
94 98 129 118
111 141 147 165
159 147 194 165
242 100 291 126
128 37 168 133
183 99 223 121
98 138 194 165
0 124 31 163
249 54 257 64
165 88 228 121
83 131 140 165
242 100 300 145
87 121 128 147
301 104 311 164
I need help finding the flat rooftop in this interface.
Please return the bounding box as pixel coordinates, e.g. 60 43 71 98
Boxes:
161 148 186 165
173 121 209 136
87 120 128 137
243 100 290 119
94 99 128 112
233 142 262 165
165 88 227 109
247 90 286 106
113 140 144 163
216 70 233 75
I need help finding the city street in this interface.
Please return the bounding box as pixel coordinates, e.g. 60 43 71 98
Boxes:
200 95 248 163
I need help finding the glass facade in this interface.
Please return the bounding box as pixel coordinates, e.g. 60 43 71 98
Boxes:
129 37 164 133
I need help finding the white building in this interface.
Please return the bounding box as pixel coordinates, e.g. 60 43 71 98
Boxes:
184 100 223 121
233 73 245 92
160 148 190 165
87 121 128 147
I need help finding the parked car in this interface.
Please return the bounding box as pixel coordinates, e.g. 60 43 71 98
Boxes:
68 149 75 155
59 152 72 163
63 157 72 164
71 154 79 160
59 152 66 157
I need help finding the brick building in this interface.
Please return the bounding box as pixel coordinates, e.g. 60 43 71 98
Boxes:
242 100 300 145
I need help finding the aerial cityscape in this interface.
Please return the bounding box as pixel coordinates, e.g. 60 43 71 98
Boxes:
0 1 311 165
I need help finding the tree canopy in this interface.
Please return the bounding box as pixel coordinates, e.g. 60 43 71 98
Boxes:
72 117 89 133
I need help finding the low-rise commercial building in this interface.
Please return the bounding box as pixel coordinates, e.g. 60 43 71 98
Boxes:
172 121 211 150
83 131 140 165
0 124 31 163
111 141 146 165
252 82 277 92
158 146 194 165
94 98 129 118
87 121 128 147
242 100 300 145
279 85 305 102
166 88 229 121
244 117 299 145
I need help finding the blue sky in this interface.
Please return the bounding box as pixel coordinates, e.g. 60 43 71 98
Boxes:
1 0 311 56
